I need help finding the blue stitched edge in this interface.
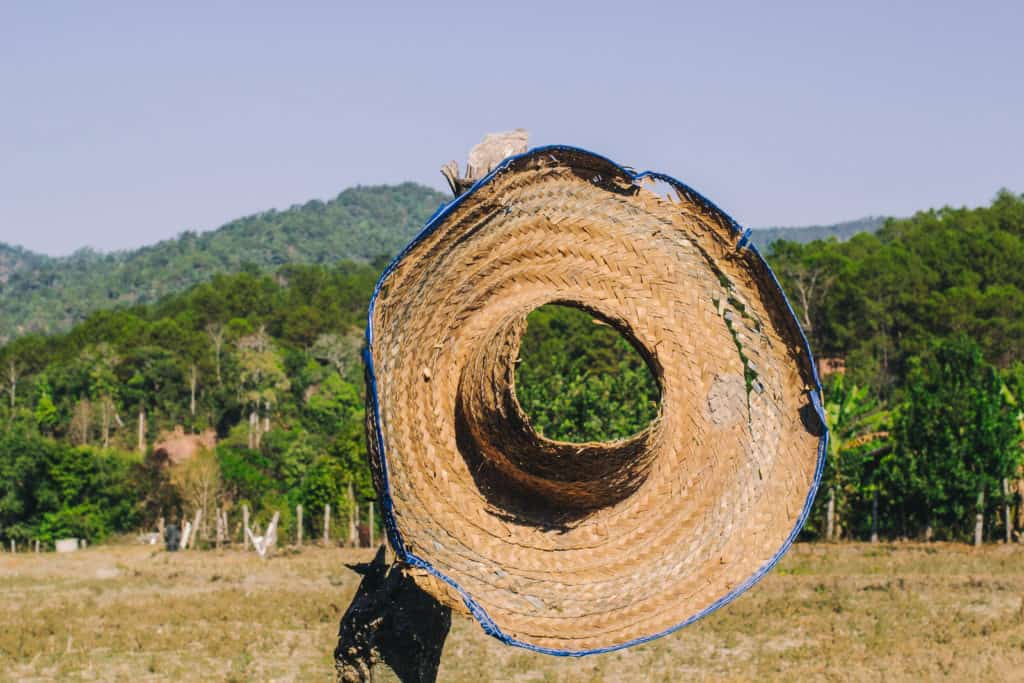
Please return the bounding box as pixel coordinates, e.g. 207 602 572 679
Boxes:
363 145 829 657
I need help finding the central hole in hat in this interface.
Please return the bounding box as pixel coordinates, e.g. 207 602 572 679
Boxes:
514 304 660 443
455 301 665 520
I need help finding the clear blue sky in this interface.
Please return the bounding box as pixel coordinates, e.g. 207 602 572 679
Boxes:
2 1 1021 255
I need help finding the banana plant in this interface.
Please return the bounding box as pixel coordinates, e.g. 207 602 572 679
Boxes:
822 373 892 540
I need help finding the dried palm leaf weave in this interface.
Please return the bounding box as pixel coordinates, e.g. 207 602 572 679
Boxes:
365 146 828 655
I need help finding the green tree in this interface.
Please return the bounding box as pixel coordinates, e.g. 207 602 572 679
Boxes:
891 338 1021 540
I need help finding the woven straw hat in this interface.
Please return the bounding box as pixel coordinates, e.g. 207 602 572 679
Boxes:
365 146 827 655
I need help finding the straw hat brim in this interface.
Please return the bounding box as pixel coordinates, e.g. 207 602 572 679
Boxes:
365 146 828 655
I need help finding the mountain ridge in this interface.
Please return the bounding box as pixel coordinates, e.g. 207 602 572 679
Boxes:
0 183 449 341
749 216 887 251
0 185 883 341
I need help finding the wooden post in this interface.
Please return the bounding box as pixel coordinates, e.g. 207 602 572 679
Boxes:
826 487 835 542
335 133 528 682
348 483 358 548
369 503 375 548
215 508 224 549
323 504 331 545
243 505 250 550
296 504 303 547
1004 478 1013 544
975 489 985 548
870 489 879 543
189 509 203 550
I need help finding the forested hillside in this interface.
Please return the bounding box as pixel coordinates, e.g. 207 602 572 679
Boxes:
769 190 1024 542
0 191 1020 549
0 262 380 544
0 244 50 284
0 183 447 342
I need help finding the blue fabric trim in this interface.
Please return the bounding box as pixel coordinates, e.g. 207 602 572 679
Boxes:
736 228 754 250
364 145 829 656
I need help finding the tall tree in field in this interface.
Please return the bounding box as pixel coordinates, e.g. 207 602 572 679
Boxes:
892 337 1021 541
206 323 226 386
769 240 840 351
237 326 290 448
6 359 18 411
86 344 121 448
311 330 364 379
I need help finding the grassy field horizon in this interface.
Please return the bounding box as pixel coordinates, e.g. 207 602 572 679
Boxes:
3 541 1024 681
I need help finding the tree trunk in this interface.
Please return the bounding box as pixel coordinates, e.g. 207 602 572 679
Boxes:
7 360 16 410
826 487 835 542
296 504 303 547
190 364 198 418
975 489 985 547
101 397 110 448
242 505 251 550
248 410 258 449
207 324 224 386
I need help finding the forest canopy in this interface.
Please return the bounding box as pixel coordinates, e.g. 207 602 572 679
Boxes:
0 190 1021 547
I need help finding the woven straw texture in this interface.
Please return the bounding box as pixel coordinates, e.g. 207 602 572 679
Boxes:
366 147 826 654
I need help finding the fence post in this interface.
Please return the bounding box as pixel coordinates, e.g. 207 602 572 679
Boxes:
296 504 303 547
348 483 358 548
189 509 203 550
826 488 835 542
324 504 331 545
215 508 224 549
1004 478 1013 544
872 491 880 544
974 489 985 548
369 503 375 547
243 505 250 550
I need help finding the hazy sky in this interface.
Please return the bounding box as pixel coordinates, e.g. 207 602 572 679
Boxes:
2 1 1022 256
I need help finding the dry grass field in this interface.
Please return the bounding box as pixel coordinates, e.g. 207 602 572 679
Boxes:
1 542 1024 682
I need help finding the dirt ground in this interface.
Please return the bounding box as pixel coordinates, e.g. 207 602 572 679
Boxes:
1 542 1023 682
